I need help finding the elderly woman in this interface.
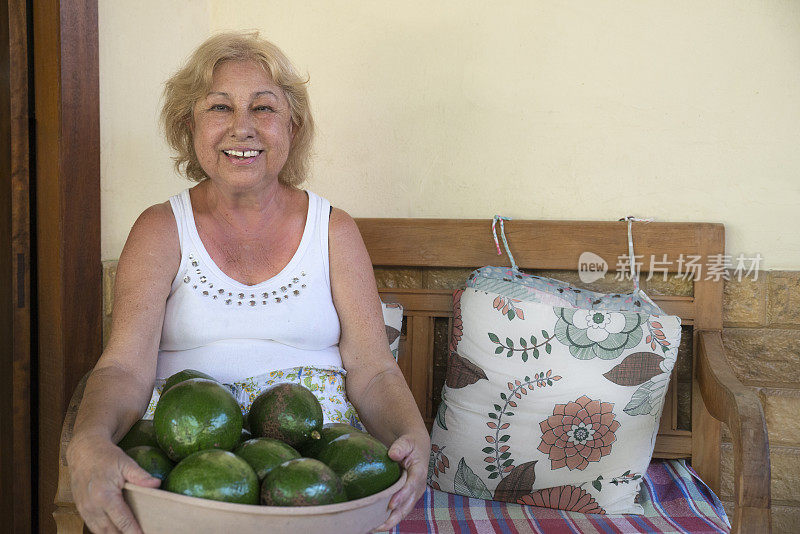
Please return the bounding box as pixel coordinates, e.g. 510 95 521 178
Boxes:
67 32 429 533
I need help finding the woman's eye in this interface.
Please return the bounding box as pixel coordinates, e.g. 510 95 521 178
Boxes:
254 105 275 112
210 104 230 111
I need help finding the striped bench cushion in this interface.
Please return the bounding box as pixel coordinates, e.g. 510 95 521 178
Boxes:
391 460 730 534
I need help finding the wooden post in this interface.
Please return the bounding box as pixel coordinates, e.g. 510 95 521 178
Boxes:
690 224 725 494
33 0 101 531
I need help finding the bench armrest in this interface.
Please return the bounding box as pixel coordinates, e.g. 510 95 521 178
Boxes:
53 371 91 533
697 330 771 533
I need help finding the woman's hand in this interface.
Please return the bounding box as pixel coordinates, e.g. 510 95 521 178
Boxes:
68 436 161 533
373 432 431 532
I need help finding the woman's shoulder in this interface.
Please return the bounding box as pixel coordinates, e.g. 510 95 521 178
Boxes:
328 205 360 244
120 200 180 269
131 200 177 238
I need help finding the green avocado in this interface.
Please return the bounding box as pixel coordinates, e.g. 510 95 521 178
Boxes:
165 449 259 504
117 419 159 451
260 458 346 506
234 438 300 480
153 378 242 462
162 369 217 394
248 383 323 449
316 433 401 500
125 445 174 481
301 422 366 459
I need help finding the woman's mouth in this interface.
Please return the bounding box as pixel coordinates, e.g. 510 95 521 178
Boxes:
222 149 263 164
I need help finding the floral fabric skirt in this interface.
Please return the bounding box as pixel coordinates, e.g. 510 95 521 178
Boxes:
143 365 364 430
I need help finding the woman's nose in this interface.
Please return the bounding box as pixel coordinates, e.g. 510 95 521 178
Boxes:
230 109 255 139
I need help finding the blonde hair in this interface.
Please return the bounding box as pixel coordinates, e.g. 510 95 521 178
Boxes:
161 31 314 186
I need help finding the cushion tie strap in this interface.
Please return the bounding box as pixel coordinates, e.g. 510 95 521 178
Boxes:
619 216 653 295
492 215 518 271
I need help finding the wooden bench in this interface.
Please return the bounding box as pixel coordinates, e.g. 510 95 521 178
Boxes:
54 218 771 533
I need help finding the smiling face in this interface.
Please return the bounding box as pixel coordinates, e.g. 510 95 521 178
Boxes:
191 60 294 190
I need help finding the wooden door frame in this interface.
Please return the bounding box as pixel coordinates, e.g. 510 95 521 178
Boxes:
32 0 101 532
2 0 33 531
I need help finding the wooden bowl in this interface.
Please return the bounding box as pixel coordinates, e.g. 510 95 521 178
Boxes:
123 470 405 534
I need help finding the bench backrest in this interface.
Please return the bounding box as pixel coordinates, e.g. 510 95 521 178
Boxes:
355 218 724 489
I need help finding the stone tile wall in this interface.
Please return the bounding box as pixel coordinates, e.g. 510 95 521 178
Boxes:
102 261 799 531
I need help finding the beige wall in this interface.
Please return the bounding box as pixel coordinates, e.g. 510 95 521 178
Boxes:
99 0 210 255
100 1 800 269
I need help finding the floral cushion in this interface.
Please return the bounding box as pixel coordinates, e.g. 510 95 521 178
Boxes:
382 301 403 361
428 277 681 515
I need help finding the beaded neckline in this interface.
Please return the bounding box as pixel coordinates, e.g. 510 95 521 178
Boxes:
177 189 316 307
182 254 308 307
180 188 314 290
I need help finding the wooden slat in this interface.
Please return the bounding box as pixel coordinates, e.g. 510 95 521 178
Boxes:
379 289 453 314
396 335 412 391
357 218 724 272
671 375 679 429
658 380 676 434
654 297 694 324
653 431 692 458
408 316 435 420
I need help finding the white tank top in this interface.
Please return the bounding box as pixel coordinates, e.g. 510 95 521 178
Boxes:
156 189 342 383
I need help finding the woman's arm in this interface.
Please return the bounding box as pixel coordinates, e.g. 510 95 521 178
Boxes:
66 202 180 534
329 208 430 532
